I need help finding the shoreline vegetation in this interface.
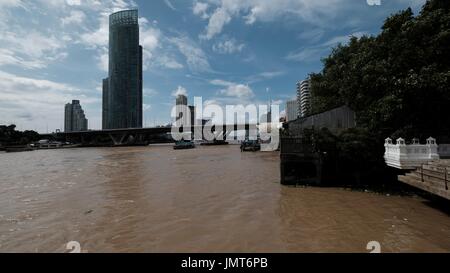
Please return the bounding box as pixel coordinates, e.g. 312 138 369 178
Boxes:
282 0 450 189
0 125 40 147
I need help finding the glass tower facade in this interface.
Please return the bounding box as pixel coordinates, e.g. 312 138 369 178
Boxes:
103 10 143 129
102 78 109 129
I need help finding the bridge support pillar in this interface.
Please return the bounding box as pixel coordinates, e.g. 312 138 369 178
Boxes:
109 133 127 146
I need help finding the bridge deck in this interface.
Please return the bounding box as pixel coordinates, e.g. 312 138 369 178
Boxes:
40 124 259 146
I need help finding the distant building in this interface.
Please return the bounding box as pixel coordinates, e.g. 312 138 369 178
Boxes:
65 100 88 132
286 99 299 121
175 94 188 125
189 105 196 126
102 10 143 129
297 79 311 117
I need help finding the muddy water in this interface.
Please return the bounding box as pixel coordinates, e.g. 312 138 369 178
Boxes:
0 146 449 253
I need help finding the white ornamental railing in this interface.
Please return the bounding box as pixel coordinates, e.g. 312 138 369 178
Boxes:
384 137 440 169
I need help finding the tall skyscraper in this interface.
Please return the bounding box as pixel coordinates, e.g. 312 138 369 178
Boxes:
297 79 311 117
65 100 88 132
189 105 196 126
103 9 143 129
286 99 299 121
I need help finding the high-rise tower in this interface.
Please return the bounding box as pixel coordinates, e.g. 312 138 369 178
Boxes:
103 10 143 129
297 79 311 118
65 100 88 132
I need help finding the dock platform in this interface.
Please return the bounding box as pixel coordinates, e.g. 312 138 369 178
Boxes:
399 160 450 200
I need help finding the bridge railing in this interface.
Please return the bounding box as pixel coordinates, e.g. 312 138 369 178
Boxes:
384 137 440 169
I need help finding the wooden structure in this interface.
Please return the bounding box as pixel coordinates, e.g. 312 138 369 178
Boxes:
398 160 450 200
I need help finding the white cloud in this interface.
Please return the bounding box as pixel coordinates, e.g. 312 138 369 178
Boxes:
212 38 245 54
0 29 67 69
210 79 235 87
0 1 135 70
164 0 176 10
0 70 99 132
66 0 82 5
61 10 86 25
0 49 45 69
219 84 254 98
197 0 357 40
97 49 109 72
157 55 184 69
286 32 367 62
210 78 255 100
244 71 285 84
143 104 152 111
172 85 188 97
139 22 161 69
285 48 325 62
170 34 212 73
193 1 210 19
258 71 284 79
79 14 109 48
202 6 232 40
144 88 158 97
0 70 78 92
0 0 24 8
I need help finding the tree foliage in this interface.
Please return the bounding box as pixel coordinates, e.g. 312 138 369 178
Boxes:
310 0 450 141
0 125 41 146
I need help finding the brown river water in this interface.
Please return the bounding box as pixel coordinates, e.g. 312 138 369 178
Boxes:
0 145 449 253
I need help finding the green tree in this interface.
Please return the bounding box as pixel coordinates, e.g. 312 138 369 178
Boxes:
310 0 450 141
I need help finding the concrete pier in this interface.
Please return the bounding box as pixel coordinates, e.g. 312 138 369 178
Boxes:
399 160 450 200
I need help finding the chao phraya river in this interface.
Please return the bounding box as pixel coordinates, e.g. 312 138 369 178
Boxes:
0 145 449 253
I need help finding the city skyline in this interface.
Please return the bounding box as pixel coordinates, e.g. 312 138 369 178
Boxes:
0 0 426 133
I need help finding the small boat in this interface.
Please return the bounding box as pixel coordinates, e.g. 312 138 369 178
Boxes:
240 140 261 152
173 140 196 150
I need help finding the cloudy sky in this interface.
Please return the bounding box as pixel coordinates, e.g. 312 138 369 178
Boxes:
0 0 426 132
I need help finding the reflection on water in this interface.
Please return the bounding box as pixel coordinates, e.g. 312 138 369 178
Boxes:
0 146 449 253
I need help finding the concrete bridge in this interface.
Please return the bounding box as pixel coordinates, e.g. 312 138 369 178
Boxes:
41 124 258 147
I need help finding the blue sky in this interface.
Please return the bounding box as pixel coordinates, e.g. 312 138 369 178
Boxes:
0 0 426 132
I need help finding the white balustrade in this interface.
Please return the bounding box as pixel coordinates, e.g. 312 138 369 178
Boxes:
384 137 440 169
